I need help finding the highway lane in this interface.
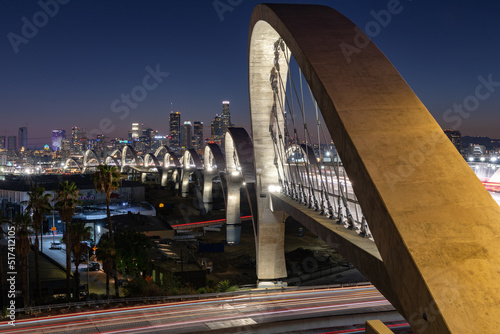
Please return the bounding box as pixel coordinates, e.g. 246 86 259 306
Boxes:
0 286 401 334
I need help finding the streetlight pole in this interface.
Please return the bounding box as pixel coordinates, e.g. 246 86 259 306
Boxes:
87 247 90 296
52 206 56 245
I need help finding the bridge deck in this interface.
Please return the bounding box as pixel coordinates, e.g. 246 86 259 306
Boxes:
270 193 403 315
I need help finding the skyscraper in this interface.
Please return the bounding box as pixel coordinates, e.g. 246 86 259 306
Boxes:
131 122 142 140
221 101 232 131
52 129 66 151
211 114 223 146
193 121 204 154
182 121 192 150
169 111 181 149
71 126 81 151
0 136 5 150
220 101 232 149
7 136 16 151
18 127 27 150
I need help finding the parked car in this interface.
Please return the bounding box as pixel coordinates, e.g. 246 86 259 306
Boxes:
72 254 87 263
50 242 62 250
88 262 100 271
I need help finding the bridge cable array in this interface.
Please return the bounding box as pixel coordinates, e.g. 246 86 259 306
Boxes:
269 38 372 238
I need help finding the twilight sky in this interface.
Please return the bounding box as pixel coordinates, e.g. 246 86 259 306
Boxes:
1 0 499 148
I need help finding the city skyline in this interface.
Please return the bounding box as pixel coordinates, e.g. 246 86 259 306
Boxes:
1 1 500 147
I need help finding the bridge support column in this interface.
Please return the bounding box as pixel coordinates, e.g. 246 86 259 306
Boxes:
203 172 215 212
172 169 180 191
141 172 147 183
161 169 168 187
255 193 287 286
181 169 190 198
226 174 242 245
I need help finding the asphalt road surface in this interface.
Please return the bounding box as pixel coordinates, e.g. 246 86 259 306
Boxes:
0 286 404 334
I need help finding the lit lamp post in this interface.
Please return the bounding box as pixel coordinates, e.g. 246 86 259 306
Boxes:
51 226 57 244
87 247 90 295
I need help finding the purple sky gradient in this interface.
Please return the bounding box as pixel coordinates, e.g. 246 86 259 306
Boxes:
1 0 499 148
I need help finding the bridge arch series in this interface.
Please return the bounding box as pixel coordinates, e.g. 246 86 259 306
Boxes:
249 4 500 333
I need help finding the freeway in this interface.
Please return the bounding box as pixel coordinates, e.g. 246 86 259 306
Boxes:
0 286 404 333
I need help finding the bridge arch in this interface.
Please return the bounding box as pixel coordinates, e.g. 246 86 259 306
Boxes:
224 127 256 245
249 4 500 332
104 156 121 167
121 145 140 173
140 153 162 183
154 145 181 186
110 149 121 159
64 157 82 172
82 149 101 173
203 143 226 212
180 149 203 197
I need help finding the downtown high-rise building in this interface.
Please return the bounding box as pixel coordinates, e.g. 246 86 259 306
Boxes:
52 129 66 151
7 136 16 151
71 126 82 151
169 111 181 149
221 101 232 132
220 101 233 149
130 122 142 141
18 127 28 150
182 121 192 150
0 136 5 150
193 121 204 154
211 114 223 146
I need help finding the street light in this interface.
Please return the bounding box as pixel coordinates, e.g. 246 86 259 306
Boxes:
87 246 90 296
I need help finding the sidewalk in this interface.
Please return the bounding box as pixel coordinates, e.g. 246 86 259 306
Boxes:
39 234 112 296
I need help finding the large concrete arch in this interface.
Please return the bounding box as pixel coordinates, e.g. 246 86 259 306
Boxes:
154 145 181 185
203 143 226 212
142 153 162 183
104 156 121 168
249 4 500 333
82 149 101 173
64 158 82 172
121 145 140 172
110 149 121 159
181 149 203 198
224 128 256 245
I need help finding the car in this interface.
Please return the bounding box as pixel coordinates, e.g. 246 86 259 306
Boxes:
72 254 87 263
88 262 100 271
50 242 62 250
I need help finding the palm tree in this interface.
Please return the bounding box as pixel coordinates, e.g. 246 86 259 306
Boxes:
67 222 92 300
12 213 32 307
96 233 115 299
92 165 121 297
23 186 52 300
55 181 82 299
